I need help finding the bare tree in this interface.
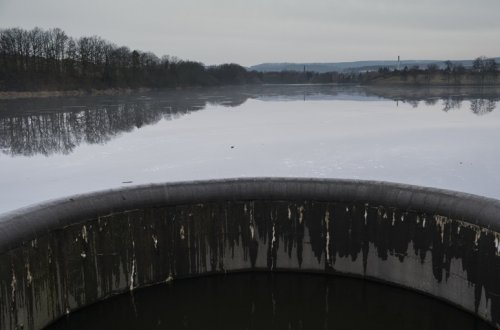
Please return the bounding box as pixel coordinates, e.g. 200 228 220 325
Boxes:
452 63 465 84
443 60 453 83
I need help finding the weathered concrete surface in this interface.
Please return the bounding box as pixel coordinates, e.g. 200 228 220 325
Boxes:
0 178 500 330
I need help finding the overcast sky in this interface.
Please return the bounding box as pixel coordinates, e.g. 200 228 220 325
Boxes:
1 0 499 66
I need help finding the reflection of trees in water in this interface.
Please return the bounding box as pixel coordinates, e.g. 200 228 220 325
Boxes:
364 86 500 114
0 86 499 157
405 95 497 113
0 104 165 156
0 97 224 156
470 99 496 115
390 95 496 114
404 95 497 113
424 98 439 106
442 97 463 112
0 86 346 157
406 100 420 108
439 96 496 114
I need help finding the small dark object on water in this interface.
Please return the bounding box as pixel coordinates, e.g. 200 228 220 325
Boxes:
122 181 133 184
230 146 235 149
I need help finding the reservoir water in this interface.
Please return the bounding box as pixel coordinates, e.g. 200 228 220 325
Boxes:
1 85 499 214
1 85 500 330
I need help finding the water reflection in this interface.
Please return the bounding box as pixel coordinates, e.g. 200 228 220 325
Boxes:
0 86 498 157
363 85 500 112
470 99 497 115
1 104 180 156
442 97 463 112
398 97 496 113
47 273 493 330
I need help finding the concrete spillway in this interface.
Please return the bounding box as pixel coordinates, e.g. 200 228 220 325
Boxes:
0 178 500 329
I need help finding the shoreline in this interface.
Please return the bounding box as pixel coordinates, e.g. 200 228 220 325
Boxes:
1 83 500 100
0 87 154 100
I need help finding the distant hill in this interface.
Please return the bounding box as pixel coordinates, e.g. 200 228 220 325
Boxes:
249 58 500 73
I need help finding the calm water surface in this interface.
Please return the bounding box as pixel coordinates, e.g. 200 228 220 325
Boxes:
47 273 493 330
1 85 500 214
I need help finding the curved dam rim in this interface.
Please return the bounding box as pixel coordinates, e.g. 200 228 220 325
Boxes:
1 177 500 254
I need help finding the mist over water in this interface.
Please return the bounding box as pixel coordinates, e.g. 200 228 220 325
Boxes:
0 85 500 214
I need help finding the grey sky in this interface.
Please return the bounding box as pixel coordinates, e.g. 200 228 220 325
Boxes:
1 0 499 66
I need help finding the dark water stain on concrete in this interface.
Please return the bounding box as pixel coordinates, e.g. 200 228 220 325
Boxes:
2 199 500 329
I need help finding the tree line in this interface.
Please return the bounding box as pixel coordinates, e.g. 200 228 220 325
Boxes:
1 27 342 90
0 27 263 90
363 57 498 85
0 27 498 91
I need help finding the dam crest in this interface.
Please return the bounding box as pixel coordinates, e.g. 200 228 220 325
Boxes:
1 178 500 329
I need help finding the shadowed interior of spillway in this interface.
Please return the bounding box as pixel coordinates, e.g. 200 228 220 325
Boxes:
1 178 500 330
47 273 494 330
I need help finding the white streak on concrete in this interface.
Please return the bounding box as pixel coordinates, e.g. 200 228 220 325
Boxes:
180 225 185 240
298 206 304 224
325 210 331 266
10 270 16 303
82 225 88 243
152 234 158 249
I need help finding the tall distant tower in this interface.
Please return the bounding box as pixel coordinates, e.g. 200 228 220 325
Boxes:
398 56 400 71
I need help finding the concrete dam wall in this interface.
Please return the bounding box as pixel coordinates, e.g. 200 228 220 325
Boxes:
1 178 500 330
